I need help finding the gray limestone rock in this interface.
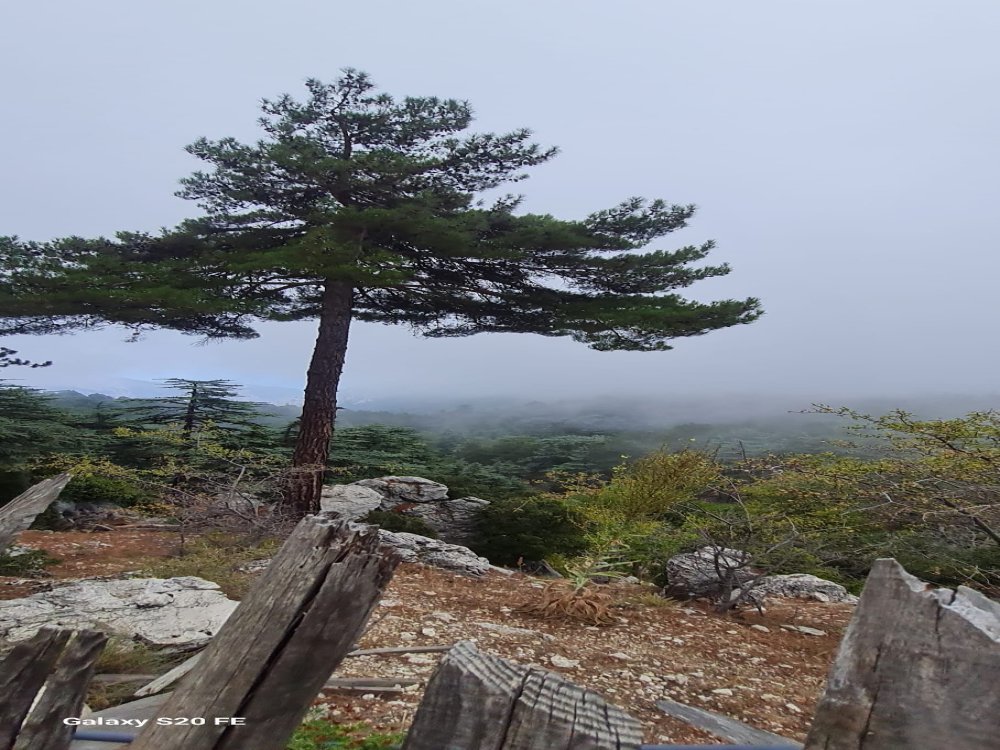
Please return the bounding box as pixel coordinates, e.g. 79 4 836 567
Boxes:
0 576 237 649
354 476 449 504
756 573 859 604
319 484 385 520
375 531 491 576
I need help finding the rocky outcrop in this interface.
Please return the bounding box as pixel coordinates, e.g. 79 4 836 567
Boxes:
398 496 489 547
355 476 449 504
756 573 858 603
319 484 384 519
664 547 758 600
0 576 238 649
376 531 491 577
320 477 489 547
244 526 493 577
665 547 859 605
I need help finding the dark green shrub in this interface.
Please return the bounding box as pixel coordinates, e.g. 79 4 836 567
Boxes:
472 496 589 565
0 549 61 576
362 510 438 538
59 474 148 507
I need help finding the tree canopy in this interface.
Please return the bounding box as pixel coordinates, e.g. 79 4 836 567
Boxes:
0 69 763 513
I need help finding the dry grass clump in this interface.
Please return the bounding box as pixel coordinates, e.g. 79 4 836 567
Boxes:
620 591 684 610
515 580 618 626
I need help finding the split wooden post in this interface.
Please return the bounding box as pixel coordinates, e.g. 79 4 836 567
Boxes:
402 640 643 750
129 516 399 750
804 558 1000 750
0 627 108 750
0 473 72 554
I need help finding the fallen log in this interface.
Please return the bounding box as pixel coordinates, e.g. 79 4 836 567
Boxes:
0 474 72 555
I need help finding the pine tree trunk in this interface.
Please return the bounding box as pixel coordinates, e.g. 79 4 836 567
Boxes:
287 281 354 516
182 383 198 442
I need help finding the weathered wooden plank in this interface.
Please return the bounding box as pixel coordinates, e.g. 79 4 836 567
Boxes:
132 654 201 697
15 630 108 750
0 473 72 554
129 515 399 750
402 640 642 750
345 644 452 658
324 677 422 688
804 558 1000 750
132 644 448 698
0 629 71 750
655 698 800 747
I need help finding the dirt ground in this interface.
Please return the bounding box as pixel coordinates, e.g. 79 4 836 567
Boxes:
3 528 853 745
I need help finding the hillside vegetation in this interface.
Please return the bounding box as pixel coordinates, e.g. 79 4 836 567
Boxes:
1 380 998 595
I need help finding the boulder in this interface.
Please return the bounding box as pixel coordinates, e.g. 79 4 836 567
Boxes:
376 530 491 576
397 496 489 546
243 526 493 577
49 501 148 530
328 477 491 546
756 573 859 603
0 576 238 649
354 476 449 504
664 546 758 600
319 484 384 520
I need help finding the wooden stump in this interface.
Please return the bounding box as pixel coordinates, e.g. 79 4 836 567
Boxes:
804 558 1000 750
0 473 72 554
0 628 107 750
402 640 642 750
129 516 399 750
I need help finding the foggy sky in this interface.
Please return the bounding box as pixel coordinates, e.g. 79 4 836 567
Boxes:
2 0 999 406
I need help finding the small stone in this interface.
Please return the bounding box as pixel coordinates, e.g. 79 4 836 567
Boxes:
549 655 580 669
711 688 733 696
609 652 631 661
750 624 770 633
664 674 689 685
420 627 437 637
430 611 456 622
785 702 802 713
761 693 783 704
638 674 655 684
361 693 376 700
399 632 417 641
794 626 827 637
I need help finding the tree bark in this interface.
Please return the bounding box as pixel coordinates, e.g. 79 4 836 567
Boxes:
181 382 198 441
287 281 354 515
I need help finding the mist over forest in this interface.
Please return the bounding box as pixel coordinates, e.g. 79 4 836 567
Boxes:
41 387 1000 459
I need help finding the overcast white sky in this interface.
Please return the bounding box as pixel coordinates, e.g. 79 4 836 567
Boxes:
2 0 998 405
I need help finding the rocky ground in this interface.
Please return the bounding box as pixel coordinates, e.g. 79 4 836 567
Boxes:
2 528 853 745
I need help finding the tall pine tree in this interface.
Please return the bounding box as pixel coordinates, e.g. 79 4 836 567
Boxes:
0 70 762 514
115 379 264 442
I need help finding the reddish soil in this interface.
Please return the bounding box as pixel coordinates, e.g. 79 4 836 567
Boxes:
1 529 180 597
2 528 853 744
